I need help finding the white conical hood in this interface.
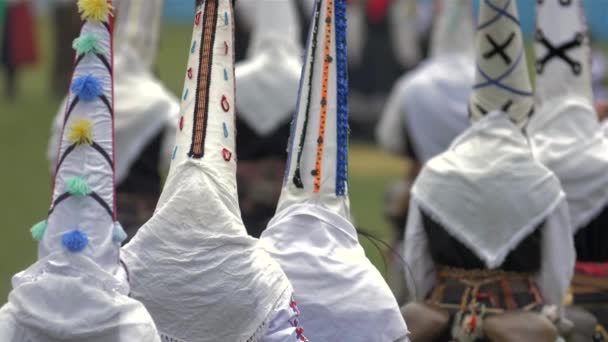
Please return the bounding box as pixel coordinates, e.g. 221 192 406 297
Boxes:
2 2 160 341
261 2 410 340
121 1 292 340
469 0 533 127
430 0 475 58
528 0 608 231
278 0 350 218
236 0 303 136
247 0 301 57
39 0 122 273
168 0 238 187
535 0 592 107
114 0 165 69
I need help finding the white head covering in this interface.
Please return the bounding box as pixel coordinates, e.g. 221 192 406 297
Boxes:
261 1 409 340
411 0 564 269
376 0 474 163
468 0 534 127
528 0 608 232
430 0 475 58
48 0 179 185
236 0 303 136
121 1 292 341
0 2 160 340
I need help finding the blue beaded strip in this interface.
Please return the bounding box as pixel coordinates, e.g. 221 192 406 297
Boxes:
335 0 349 196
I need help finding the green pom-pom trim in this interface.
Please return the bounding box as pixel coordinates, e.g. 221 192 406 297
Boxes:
66 176 91 197
30 220 48 241
72 33 103 55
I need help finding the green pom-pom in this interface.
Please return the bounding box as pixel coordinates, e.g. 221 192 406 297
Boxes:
72 33 103 55
66 176 91 197
30 220 48 241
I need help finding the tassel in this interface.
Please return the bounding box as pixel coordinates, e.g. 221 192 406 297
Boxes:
62 230 89 253
71 74 103 102
77 0 113 23
66 176 92 197
112 222 127 243
30 220 48 241
73 33 103 55
67 119 93 146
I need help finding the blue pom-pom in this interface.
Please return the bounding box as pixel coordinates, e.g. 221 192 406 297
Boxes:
71 74 103 102
112 222 127 243
62 230 89 253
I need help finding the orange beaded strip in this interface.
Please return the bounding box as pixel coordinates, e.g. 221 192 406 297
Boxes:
314 0 333 192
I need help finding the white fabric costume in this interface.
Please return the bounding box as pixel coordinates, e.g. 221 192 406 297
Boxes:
0 3 160 340
236 0 303 137
403 0 574 311
121 1 304 341
528 0 608 233
261 0 409 341
376 0 474 163
48 0 179 184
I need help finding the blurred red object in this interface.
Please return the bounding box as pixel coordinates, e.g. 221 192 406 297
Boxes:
367 0 391 24
5 1 38 66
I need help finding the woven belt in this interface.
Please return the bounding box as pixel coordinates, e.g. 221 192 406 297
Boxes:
429 267 543 315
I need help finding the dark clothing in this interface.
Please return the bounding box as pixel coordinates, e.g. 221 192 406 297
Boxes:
574 206 608 262
116 131 164 243
420 209 543 273
236 116 292 238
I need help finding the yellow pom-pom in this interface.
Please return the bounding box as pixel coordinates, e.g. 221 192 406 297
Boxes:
77 0 113 22
68 119 93 146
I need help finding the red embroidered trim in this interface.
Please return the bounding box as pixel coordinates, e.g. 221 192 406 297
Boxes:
576 262 608 277
221 95 230 112
195 11 202 26
187 67 193 79
222 148 232 161
179 116 184 131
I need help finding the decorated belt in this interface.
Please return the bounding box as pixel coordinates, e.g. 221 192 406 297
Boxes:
429 267 543 315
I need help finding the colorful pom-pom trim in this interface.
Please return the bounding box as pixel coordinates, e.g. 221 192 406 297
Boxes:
112 222 127 243
66 176 92 197
30 220 48 241
62 230 89 253
77 0 113 23
71 74 103 102
72 33 103 56
67 118 93 146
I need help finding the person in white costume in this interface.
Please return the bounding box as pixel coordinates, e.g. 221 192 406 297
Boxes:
260 0 410 341
121 1 307 341
401 1 575 341
376 0 474 165
0 1 160 340
48 0 180 239
528 0 608 331
376 0 475 303
235 0 303 237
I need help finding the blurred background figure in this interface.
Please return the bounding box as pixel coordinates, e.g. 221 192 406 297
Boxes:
235 0 303 238
50 0 80 98
48 0 179 242
376 0 475 303
0 0 37 100
234 0 311 63
348 0 432 139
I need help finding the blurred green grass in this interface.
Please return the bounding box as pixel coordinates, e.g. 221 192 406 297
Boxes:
0 20 407 300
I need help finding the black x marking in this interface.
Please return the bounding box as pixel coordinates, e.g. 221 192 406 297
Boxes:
483 33 516 65
535 29 583 75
